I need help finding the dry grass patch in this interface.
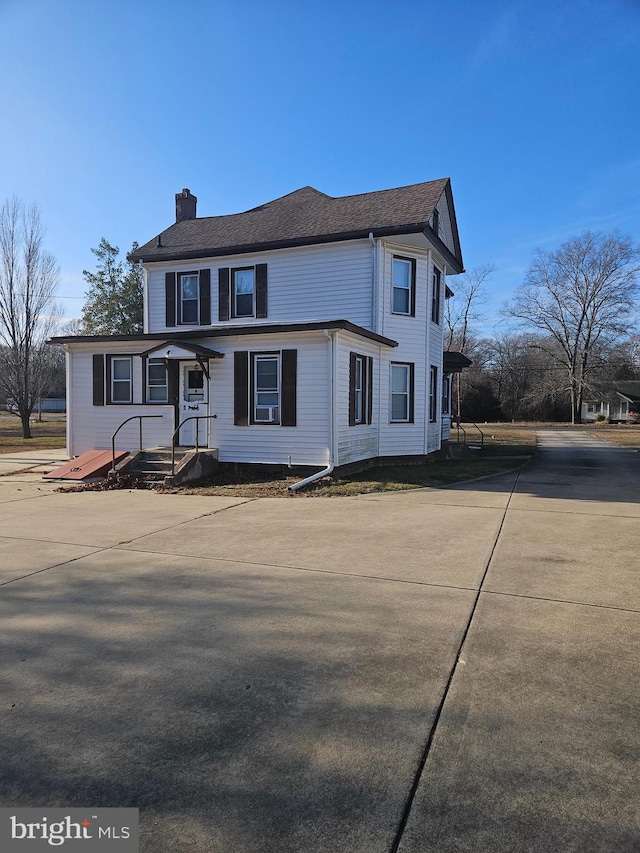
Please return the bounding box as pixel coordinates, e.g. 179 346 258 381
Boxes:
0 413 66 454
586 424 640 449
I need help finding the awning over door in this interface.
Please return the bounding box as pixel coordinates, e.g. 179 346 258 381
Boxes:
140 341 224 360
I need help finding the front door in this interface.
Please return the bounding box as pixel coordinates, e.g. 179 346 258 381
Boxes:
178 362 208 446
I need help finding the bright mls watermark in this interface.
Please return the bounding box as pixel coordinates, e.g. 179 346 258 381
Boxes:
0 809 138 851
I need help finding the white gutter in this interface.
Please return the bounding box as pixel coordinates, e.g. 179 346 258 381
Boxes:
289 329 337 491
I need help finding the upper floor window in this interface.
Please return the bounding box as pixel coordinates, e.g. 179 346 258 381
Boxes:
147 358 168 403
431 266 442 324
180 272 200 324
219 263 268 321
165 269 211 328
432 207 440 238
233 268 255 318
392 256 416 316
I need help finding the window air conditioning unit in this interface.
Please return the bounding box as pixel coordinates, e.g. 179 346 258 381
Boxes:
255 406 279 423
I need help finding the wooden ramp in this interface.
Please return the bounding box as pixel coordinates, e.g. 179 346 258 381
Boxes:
43 449 129 481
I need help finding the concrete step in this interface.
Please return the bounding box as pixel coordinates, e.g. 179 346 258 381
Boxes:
132 462 174 473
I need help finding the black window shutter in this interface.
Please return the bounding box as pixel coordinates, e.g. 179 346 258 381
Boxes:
234 351 249 425
165 272 177 327
199 268 211 325
409 363 415 423
255 263 268 319
280 349 297 427
367 356 374 424
218 268 230 321
348 352 357 426
92 354 105 406
167 361 179 408
410 258 417 317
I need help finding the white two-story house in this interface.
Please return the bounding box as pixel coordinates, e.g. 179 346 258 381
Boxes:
52 179 464 474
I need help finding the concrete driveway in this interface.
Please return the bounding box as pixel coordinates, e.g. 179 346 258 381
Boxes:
0 431 638 852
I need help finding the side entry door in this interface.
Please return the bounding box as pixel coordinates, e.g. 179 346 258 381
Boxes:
178 362 208 446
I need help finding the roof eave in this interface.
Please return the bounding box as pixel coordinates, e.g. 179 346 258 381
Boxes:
48 319 398 349
127 224 434 265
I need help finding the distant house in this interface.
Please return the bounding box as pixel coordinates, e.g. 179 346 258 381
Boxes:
51 179 466 470
582 381 640 423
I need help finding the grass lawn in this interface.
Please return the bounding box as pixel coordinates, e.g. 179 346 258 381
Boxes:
0 413 66 455
585 423 640 449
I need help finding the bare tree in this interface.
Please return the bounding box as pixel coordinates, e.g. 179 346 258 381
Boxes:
445 263 494 353
506 231 640 423
0 198 61 437
445 263 494 419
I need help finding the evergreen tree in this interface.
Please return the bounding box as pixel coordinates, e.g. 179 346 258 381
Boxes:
81 239 143 334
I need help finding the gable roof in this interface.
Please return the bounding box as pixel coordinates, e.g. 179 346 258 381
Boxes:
615 381 640 403
130 179 463 272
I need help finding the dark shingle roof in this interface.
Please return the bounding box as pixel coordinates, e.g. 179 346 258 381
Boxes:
615 381 640 403
130 179 462 271
443 351 473 373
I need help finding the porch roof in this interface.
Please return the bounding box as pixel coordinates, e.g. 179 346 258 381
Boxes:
49 319 398 348
140 341 224 359
443 351 473 373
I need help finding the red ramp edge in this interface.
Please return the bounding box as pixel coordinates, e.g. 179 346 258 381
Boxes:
43 449 129 480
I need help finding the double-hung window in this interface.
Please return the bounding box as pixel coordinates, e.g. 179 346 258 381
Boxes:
233 268 255 318
180 272 199 324
354 356 364 424
429 366 438 422
349 353 373 426
234 349 297 427
390 362 414 423
110 357 132 404
147 358 168 403
254 354 280 423
392 256 415 316
431 267 442 324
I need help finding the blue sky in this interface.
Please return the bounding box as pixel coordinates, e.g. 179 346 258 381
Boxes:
1 0 638 332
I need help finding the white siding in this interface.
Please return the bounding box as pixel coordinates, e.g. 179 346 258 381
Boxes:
209 331 331 466
68 333 332 466
68 343 175 456
146 240 373 334
335 332 380 465
378 242 430 456
427 262 446 454
433 191 456 256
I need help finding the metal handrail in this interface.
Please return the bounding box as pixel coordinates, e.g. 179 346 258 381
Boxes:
170 415 218 475
111 415 165 472
453 419 485 453
454 418 467 445
468 421 485 451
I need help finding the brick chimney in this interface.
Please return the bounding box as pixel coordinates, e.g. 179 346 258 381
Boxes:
175 188 197 222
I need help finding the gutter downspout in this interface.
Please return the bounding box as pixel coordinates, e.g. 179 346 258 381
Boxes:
289 329 337 491
65 345 73 457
